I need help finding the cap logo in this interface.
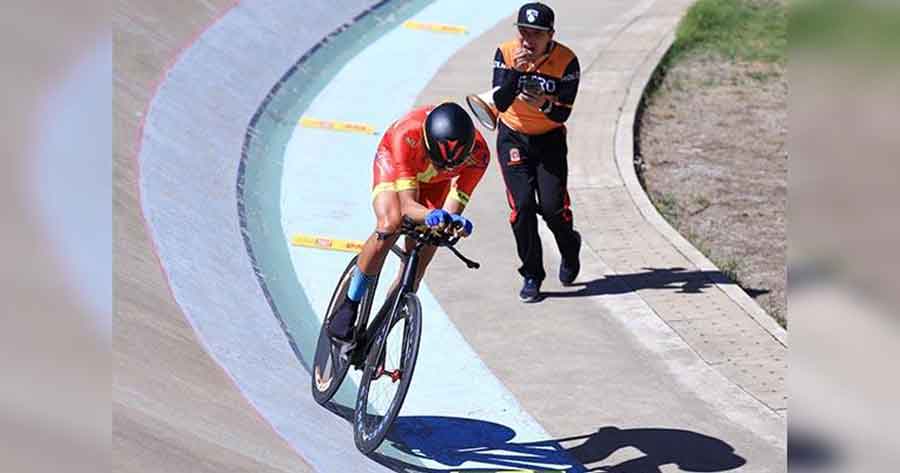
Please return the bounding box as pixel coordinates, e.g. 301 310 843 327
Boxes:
526 9 539 23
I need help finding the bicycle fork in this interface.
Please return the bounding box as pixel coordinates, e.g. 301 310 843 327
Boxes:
370 244 422 383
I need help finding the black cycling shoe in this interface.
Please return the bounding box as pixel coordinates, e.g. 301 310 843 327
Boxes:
326 297 359 342
559 231 582 286
519 277 542 303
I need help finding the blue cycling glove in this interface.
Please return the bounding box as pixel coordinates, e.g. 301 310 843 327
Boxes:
425 208 451 228
450 214 474 236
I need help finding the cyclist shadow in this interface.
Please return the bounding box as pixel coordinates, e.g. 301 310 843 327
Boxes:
540 267 770 299
371 416 746 472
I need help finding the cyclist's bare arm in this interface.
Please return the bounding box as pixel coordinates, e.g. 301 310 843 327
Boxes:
442 198 465 216
398 189 431 223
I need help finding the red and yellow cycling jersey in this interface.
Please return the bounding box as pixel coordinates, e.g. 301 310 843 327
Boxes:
372 105 490 207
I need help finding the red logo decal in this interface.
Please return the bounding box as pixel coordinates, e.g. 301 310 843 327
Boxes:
439 140 465 163
510 148 521 164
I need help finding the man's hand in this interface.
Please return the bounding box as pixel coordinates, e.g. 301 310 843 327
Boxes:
518 91 548 110
513 47 533 71
450 214 474 238
425 208 451 229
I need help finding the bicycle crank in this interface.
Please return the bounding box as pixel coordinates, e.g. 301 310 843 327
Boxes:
374 366 402 383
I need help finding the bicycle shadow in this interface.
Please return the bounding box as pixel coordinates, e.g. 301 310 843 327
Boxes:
540 267 770 299
370 416 747 472
321 399 355 421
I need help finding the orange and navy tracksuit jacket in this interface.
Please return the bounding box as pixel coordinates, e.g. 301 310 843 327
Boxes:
492 39 580 134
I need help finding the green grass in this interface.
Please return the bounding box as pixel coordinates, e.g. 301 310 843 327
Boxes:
652 192 680 225
791 0 900 61
669 0 786 64
644 0 786 95
714 257 743 285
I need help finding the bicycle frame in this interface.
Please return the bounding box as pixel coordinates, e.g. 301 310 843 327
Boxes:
352 239 425 366
349 215 478 369
314 217 479 452
394 239 426 294
313 217 477 414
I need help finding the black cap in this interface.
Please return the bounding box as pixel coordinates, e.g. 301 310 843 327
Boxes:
515 3 554 31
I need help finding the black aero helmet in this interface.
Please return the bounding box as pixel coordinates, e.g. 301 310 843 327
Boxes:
424 102 475 169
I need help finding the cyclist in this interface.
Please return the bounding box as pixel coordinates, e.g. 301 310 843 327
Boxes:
326 102 490 342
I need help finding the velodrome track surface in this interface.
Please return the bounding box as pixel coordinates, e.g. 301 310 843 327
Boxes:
115 1 787 471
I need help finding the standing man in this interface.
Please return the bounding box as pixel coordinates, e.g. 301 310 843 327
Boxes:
491 2 581 302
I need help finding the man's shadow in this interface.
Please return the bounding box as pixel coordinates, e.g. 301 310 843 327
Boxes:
370 416 748 473
562 426 747 472
541 267 769 299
